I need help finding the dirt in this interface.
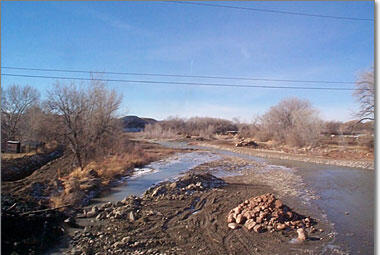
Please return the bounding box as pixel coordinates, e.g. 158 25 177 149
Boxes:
1 194 67 255
1 148 64 181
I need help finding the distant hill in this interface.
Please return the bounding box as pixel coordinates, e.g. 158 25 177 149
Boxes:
120 115 157 132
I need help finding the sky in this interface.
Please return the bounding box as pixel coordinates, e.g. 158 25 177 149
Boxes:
1 1 374 122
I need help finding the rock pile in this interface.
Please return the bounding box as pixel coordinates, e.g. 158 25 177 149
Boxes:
81 196 142 221
81 173 225 222
226 193 314 234
143 173 225 199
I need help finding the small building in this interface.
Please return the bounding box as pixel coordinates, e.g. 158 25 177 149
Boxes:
6 141 21 153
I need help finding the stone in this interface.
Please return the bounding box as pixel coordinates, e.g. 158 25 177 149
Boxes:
227 214 235 223
122 236 130 243
244 219 256 231
152 186 167 197
71 248 82 255
253 224 264 233
228 223 239 229
186 184 197 190
234 206 242 214
297 228 307 241
129 211 136 222
86 211 97 218
236 214 246 224
276 223 286 230
274 200 283 209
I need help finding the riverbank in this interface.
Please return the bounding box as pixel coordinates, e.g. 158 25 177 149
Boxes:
189 140 374 170
1 140 188 255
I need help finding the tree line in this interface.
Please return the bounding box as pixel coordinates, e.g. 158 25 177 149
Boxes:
1 67 374 169
1 79 122 170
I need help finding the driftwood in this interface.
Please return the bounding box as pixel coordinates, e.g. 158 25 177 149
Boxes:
20 204 70 216
6 203 17 211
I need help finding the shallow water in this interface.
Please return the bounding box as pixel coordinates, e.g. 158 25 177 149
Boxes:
92 151 221 203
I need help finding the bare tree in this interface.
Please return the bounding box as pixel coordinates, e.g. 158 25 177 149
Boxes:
45 80 122 169
1 84 40 141
353 68 374 122
259 97 322 147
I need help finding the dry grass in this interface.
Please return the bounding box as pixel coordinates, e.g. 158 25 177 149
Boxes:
50 144 159 207
1 151 37 160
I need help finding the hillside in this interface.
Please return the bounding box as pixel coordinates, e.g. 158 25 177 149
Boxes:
120 115 157 132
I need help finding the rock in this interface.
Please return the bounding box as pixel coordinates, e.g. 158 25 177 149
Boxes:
129 211 136 222
297 228 308 241
152 186 167 197
244 219 256 231
276 223 286 231
226 193 313 235
274 200 283 209
253 224 264 233
186 184 197 190
169 182 177 189
122 236 130 243
86 211 97 218
71 248 82 255
235 214 246 224
112 241 124 248
227 214 235 223
228 223 239 229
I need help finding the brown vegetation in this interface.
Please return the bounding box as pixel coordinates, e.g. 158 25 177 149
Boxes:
353 68 374 122
143 117 238 139
45 80 122 169
49 139 180 208
1 84 40 143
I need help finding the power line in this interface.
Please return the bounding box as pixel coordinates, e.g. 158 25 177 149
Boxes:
165 1 374 22
1 66 356 85
1 73 358 91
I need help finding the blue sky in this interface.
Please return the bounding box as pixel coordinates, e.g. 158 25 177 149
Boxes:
1 1 374 122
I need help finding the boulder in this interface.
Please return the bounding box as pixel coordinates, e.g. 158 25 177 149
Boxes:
253 224 264 233
297 228 307 241
228 223 239 229
235 214 246 224
244 219 256 231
